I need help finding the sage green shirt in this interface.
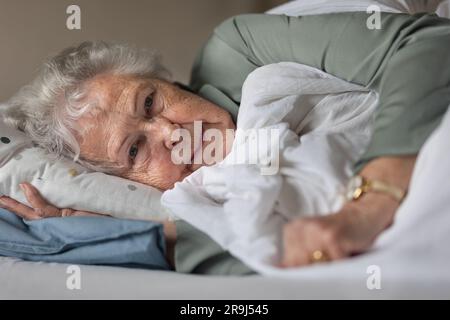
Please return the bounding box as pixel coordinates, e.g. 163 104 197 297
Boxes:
175 12 450 275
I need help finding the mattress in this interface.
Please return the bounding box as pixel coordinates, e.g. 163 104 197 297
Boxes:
2 256 449 299
0 256 327 299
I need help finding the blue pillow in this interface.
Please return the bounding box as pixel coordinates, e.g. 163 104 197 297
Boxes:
0 208 170 270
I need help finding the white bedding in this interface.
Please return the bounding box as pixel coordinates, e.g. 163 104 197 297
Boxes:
1 251 449 299
161 62 450 285
1 254 449 299
267 0 446 16
6 115 450 299
161 62 378 269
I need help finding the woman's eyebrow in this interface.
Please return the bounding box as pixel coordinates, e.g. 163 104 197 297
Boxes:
131 84 141 114
115 82 146 115
131 82 151 114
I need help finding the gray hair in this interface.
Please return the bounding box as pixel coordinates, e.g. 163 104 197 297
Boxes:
2 41 171 172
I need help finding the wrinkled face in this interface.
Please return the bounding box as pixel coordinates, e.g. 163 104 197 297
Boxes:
75 74 235 190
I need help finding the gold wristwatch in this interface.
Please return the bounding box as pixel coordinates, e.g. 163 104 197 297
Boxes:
345 175 406 203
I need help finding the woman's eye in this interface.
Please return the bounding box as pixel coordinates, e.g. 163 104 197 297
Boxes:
144 95 153 113
129 143 139 160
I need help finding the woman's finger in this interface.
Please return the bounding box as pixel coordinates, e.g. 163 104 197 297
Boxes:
19 182 62 218
324 240 347 261
280 221 311 268
19 183 50 209
281 249 309 268
0 196 37 220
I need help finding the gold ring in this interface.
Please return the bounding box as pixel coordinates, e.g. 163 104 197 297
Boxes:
311 250 328 263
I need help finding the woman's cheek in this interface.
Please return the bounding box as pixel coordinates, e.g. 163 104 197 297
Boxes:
138 159 185 189
124 166 171 190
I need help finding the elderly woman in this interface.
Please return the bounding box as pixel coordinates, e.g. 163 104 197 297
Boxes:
1 12 450 274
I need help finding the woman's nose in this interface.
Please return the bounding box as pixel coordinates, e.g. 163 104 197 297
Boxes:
151 117 181 150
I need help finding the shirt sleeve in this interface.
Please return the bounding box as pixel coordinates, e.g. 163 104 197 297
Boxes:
190 12 450 170
174 220 255 275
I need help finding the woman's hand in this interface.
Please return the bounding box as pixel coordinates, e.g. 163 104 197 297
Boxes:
280 191 398 267
281 156 417 268
0 182 107 220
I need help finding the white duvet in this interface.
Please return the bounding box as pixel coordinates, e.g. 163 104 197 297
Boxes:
162 62 379 269
162 59 450 281
161 0 450 277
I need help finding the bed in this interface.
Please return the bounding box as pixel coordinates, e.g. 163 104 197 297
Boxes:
1 0 450 300
2 255 449 299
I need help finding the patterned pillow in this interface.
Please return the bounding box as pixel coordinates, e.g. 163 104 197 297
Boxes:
0 114 167 221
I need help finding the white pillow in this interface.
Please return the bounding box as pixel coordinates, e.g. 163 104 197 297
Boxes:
268 0 446 16
0 109 168 221
437 0 450 18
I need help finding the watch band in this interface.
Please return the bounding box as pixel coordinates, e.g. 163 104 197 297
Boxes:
348 175 407 202
368 179 406 202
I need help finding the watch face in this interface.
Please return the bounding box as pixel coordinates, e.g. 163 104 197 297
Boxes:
346 175 363 200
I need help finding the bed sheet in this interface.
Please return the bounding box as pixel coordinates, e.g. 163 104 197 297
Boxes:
1 255 449 299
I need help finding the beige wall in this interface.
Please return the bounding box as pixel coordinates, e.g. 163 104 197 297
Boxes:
0 0 286 101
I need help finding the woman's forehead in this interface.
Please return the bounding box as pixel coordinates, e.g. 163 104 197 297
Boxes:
76 76 146 162
86 74 149 112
